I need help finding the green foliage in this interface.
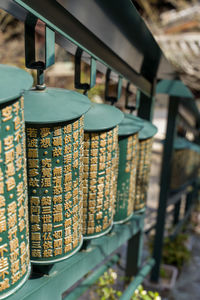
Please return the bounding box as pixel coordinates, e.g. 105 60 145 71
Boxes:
95 268 122 300
131 285 161 300
148 233 191 271
94 268 161 300
162 234 191 270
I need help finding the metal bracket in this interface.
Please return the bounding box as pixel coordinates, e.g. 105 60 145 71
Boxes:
25 14 55 89
75 48 96 94
105 69 122 105
125 82 140 112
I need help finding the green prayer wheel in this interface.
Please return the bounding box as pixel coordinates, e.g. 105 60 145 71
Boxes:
171 137 200 190
83 103 124 239
126 115 157 213
114 114 142 224
24 88 91 264
0 65 33 299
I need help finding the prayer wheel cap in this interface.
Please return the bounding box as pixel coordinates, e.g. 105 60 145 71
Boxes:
84 103 124 132
174 137 200 153
0 64 33 105
118 113 143 136
24 88 91 124
126 114 157 140
174 137 189 150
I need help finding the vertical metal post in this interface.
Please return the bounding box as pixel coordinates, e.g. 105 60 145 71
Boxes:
125 216 144 277
137 91 155 122
151 96 179 282
173 200 181 225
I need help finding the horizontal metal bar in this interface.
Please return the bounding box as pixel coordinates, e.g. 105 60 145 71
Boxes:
64 254 120 300
119 258 155 300
7 214 144 300
10 0 152 96
170 204 194 239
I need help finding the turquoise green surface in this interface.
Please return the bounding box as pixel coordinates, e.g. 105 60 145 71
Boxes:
0 64 33 104
174 137 200 153
156 79 193 99
114 134 138 223
0 97 30 299
125 113 157 140
118 113 142 136
24 88 91 124
26 118 84 264
84 103 124 132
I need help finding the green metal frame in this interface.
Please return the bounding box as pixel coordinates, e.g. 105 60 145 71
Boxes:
7 215 144 300
0 0 198 298
151 80 198 282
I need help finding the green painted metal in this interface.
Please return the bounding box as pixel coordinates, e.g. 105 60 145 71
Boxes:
0 66 33 299
25 16 55 87
126 114 157 140
151 97 179 282
0 64 33 104
137 91 155 122
135 138 154 212
25 116 84 264
156 80 194 99
24 88 91 264
105 69 122 104
13 0 159 96
6 214 144 300
120 258 155 300
84 103 124 132
118 114 142 137
75 48 96 92
125 114 157 212
24 88 91 124
64 254 119 300
114 115 142 224
0 98 30 298
83 126 118 239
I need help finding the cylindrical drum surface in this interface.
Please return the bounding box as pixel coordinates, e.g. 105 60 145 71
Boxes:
126 115 157 213
135 137 153 212
171 137 200 190
83 103 124 239
114 114 142 224
0 65 33 298
24 88 91 264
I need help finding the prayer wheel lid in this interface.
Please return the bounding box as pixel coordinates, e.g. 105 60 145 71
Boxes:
84 103 124 132
126 114 157 140
174 137 200 153
24 88 91 124
0 64 33 105
174 137 189 150
118 113 143 136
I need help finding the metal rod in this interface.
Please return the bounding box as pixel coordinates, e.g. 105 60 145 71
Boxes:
63 254 120 300
151 96 179 282
120 259 155 300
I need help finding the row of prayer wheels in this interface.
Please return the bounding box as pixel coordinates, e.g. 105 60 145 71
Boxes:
0 65 157 298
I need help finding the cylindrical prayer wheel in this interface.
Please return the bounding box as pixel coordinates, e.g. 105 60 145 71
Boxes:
24 88 91 264
126 115 157 213
0 65 33 299
83 103 124 239
171 137 200 190
114 114 142 224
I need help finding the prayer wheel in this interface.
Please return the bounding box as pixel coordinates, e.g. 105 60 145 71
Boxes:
83 103 124 239
0 65 33 299
171 137 200 190
24 88 91 264
114 113 142 224
126 115 157 213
